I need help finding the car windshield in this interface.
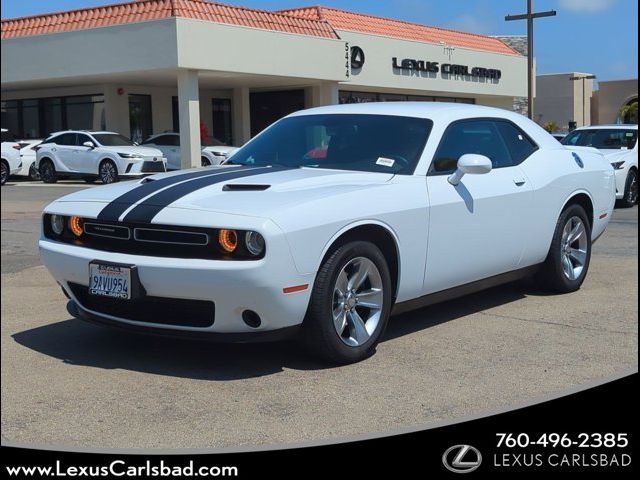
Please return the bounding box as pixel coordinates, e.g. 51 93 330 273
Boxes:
228 114 433 174
561 128 637 150
1 130 16 142
92 133 135 147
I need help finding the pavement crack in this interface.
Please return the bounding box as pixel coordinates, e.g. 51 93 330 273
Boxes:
478 311 636 335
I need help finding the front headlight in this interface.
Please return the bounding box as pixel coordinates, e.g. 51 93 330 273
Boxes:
50 214 65 235
245 231 265 256
611 161 626 170
118 152 143 159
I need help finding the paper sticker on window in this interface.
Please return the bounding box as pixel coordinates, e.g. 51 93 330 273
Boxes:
626 132 634 137
376 157 395 167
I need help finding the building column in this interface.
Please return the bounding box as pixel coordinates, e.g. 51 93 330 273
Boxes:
177 69 201 169
232 87 251 145
308 82 339 107
103 84 130 137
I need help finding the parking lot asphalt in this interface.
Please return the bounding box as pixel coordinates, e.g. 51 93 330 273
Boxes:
1 180 637 450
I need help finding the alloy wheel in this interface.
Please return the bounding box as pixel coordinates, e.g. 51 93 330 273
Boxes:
628 171 638 205
1 163 8 185
100 162 117 183
332 256 384 347
560 216 588 281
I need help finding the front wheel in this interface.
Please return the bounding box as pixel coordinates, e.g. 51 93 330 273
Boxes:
618 169 638 208
99 160 119 184
201 157 211 167
536 204 592 293
1 161 8 185
302 241 392 364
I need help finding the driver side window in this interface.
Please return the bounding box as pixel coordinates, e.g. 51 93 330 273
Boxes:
429 119 513 174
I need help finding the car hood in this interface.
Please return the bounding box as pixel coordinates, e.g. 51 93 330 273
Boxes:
601 149 635 161
101 145 164 157
50 166 395 220
203 146 239 154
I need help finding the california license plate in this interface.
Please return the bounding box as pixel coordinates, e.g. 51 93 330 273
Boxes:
89 262 132 299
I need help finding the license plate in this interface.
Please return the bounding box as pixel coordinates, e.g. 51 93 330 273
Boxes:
89 262 132 299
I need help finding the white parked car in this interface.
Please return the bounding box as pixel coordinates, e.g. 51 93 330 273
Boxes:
36 131 167 184
142 132 239 170
1 128 22 185
562 125 638 207
15 139 42 180
40 103 615 364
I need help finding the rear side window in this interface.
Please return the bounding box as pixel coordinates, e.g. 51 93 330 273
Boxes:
55 133 77 146
495 121 538 165
430 120 512 173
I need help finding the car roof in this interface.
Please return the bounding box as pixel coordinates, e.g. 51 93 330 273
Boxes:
572 124 638 131
48 130 117 136
290 101 522 120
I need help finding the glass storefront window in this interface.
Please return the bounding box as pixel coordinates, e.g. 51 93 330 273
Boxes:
1 95 105 139
339 91 476 105
212 98 233 145
129 94 153 144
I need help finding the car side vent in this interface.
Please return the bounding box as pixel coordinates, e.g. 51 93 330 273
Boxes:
222 184 271 191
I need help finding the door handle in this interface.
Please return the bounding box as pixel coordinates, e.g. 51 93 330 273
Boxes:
513 178 526 186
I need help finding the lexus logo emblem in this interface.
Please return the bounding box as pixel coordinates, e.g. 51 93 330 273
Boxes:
350 46 365 69
442 445 482 474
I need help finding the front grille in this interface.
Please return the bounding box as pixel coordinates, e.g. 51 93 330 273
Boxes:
69 283 214 328
141 161 166 173
43 215 264 260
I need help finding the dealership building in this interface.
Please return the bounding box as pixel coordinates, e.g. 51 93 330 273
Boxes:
1 0 527 168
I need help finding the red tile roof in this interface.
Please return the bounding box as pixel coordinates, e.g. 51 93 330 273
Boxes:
278 5 520 55
0 0 340 39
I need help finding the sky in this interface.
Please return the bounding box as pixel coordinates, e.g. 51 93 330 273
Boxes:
1 0 638 83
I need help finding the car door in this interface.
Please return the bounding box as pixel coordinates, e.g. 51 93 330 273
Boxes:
69 133 99 173
52 133 78 172
423 118 536 294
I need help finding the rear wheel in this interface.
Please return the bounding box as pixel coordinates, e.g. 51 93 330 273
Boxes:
39 159 57 183
1 160 8 185
99 160 119 184
536 204 592 293
619 169 638 208
28 162 40 181
302 241 392 364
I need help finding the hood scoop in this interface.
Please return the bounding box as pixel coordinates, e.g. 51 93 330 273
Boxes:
222 184 271 191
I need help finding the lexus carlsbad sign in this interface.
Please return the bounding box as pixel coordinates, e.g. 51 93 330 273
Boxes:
392 57 502 79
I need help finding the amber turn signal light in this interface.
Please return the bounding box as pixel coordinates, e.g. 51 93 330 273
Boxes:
218 229 238 253
69 216 84 237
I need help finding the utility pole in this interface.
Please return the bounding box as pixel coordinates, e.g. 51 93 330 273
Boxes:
569 74 597 126
506 0 556 120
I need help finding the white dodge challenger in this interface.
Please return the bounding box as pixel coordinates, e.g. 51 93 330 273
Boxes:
40 103 616 364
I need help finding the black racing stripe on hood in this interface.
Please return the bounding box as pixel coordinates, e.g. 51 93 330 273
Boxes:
96 167 249 222
121 166 290 224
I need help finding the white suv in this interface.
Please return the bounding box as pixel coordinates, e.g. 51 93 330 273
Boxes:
36 131 167 184
1 128 22 185
562 125 638 208
142 132 239 170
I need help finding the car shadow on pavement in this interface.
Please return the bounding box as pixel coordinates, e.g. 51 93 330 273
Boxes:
12 279 542 380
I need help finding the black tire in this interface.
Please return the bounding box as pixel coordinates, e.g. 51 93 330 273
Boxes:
535 204 592 293
28 162 40 181
201 157 211 167
99 160 119 184
301 241 392 364
39 159 58 183
1 160 8 186
618 169 638 208
82 176 97 184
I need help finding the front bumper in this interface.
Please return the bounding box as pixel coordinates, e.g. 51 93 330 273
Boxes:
40 237 314 336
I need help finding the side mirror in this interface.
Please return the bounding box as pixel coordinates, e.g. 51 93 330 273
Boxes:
448 154 492 186
83 141 95 149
